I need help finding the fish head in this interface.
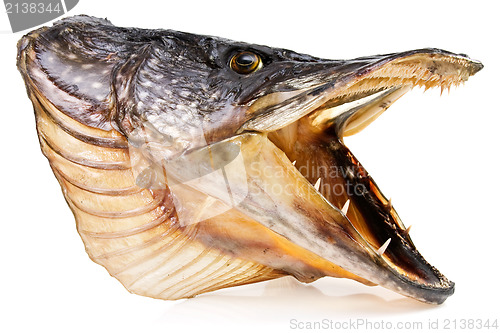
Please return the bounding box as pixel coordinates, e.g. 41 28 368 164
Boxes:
18 15 483 304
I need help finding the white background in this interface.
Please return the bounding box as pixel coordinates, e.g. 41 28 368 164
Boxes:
1 1 499 332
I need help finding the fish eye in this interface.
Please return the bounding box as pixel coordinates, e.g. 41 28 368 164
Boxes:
230 51 263 74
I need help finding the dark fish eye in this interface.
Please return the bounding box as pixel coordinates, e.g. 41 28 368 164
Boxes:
230 51 263 74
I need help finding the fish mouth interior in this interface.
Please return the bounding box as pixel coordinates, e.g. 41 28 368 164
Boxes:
259 52 483 291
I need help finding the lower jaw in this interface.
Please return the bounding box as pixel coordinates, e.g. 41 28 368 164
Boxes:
268 117 453 295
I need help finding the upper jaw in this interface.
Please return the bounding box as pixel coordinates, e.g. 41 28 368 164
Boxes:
240 48 483 134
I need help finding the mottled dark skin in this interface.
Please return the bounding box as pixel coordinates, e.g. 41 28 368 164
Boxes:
23 15 481 153
25 16 339 138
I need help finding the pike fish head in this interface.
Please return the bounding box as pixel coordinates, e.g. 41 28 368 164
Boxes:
17 15 482 304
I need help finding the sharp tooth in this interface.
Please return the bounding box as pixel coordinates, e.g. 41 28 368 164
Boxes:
377 238 391 256
292 160 296 166
341 199 350 215
313 178 321 191
402 225 412 237
385 198 392 210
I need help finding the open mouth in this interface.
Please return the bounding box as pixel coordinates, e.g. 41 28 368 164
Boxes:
239 49 483 303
